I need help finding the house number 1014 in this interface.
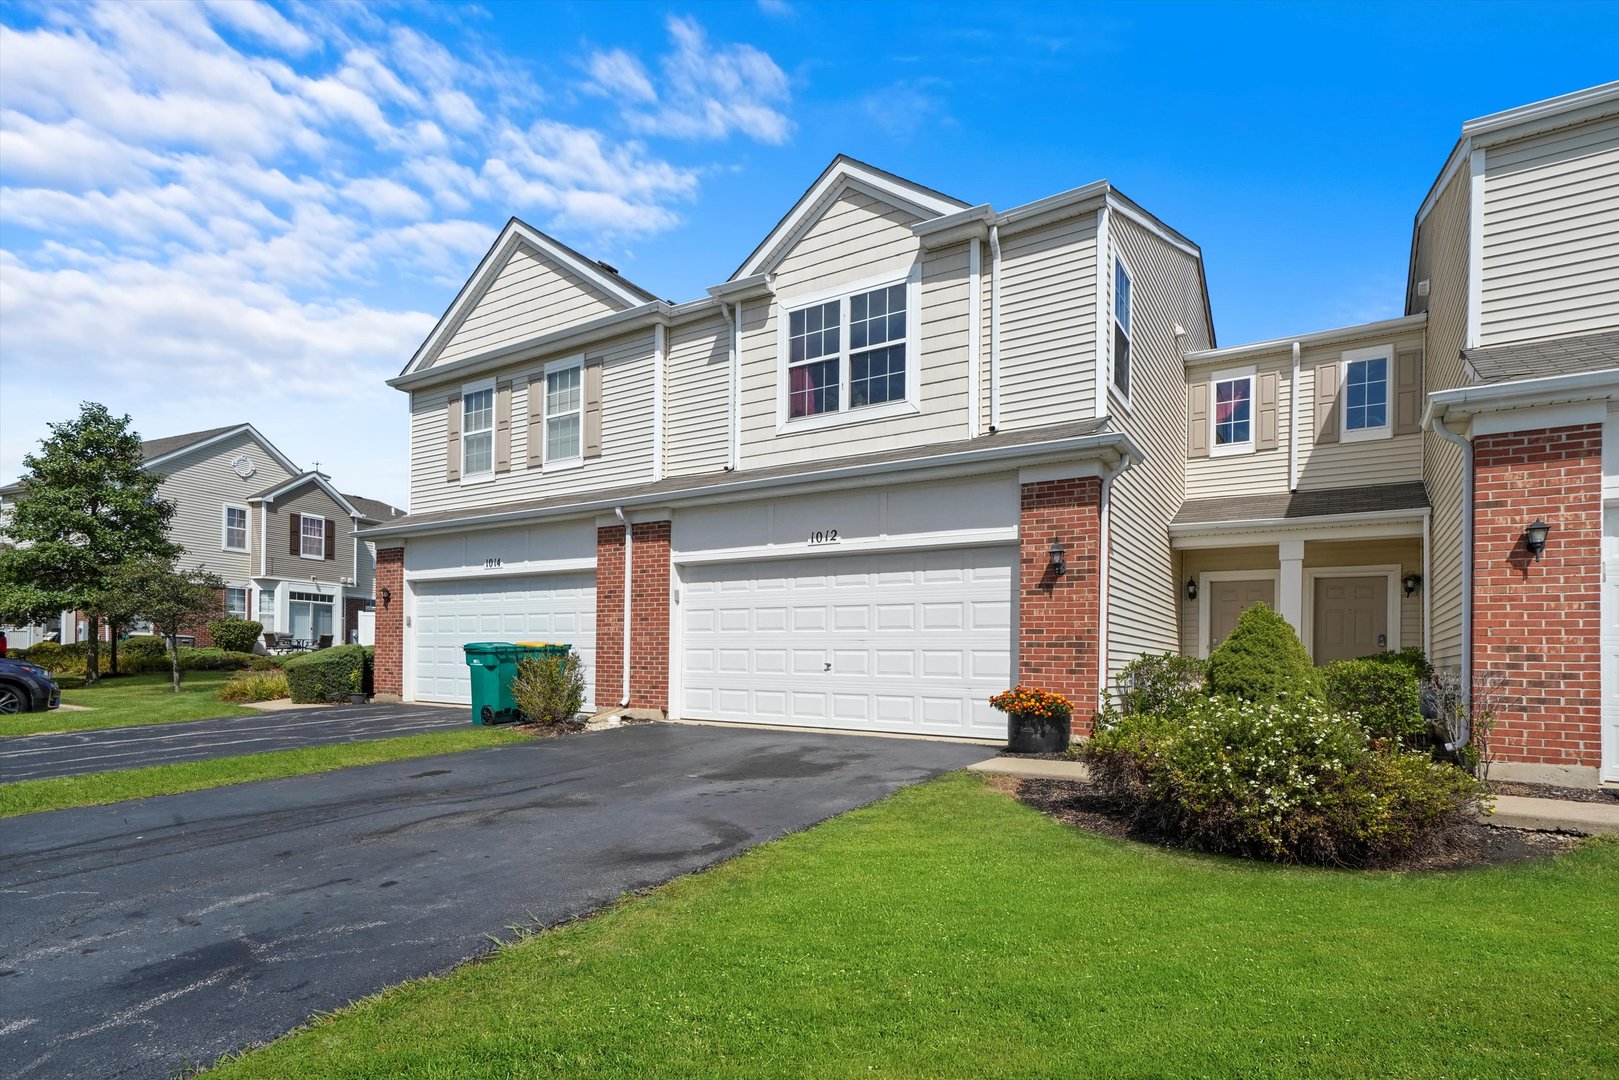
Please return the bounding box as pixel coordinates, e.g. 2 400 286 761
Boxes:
808 529 839 545
484 557 503 569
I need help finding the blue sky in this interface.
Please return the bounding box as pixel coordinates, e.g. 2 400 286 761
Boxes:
2 0 1615 508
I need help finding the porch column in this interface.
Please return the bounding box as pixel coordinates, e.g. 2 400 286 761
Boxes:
1278 539 1305 639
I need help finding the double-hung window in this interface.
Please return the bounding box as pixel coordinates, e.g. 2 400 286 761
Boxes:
300 513 326 559
1112 257 1132 399
1341 347 1391 441
225 587 248 621
1210 368 1254 455
461 382 494 478
221 505 248 551
783 279 912 424
544 359 583 464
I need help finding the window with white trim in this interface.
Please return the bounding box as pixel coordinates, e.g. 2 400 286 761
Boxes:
1112 257 1132 398
222 505 248 551
225 586 248 621
462 383 494 477
259 588 277 631
783 280 911 423
300 513 326 559
1341 347 1391 442
544 359 583 463
1211 371 1254 454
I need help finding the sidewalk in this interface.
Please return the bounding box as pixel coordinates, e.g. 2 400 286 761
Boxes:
971 756 1619 837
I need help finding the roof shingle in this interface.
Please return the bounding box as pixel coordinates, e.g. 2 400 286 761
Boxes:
1463 329 1619 384
1172 482 1430 526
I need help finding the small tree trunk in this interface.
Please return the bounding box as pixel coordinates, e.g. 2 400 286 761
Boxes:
85 615 101 685
168 633 183 693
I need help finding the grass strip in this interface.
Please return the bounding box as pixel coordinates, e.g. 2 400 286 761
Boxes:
207 772 1619 1079
0 728 529 818
1 671 252 738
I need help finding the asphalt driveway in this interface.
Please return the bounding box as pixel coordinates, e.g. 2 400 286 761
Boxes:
0 722 987 1078
1 703 469 782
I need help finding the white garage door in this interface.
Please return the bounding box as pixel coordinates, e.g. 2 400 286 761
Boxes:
412 573 596 706
681 546 1014 737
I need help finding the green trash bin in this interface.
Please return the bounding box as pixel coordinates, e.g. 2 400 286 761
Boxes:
463 642 521 725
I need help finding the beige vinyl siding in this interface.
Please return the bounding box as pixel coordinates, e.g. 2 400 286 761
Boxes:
1419 168 1471 671
410 331 657 514
354 539 377 595
1294 329 1426 490
1183 350 1293 499
434 242 628 366
1178 546 1281 655
1105 213 1210 693
1480 113 1619 346
996 213 1098 428
737 192 968 471
665 312 731 477
260 483 353 583
154 431 294 580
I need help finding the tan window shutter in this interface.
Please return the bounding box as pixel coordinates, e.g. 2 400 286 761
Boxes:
1394 348 1423 435
445 394 462 482
288 513 300 556
1255 371 1279 451
324 518 336 561
1187 381 1209 459
527 374 545 468
1314 363 1339 445
583 356 604 460
494 380 513 474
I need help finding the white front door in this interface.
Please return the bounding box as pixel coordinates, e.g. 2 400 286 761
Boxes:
411 573 596 706
679 546 1014 737
1603 506 1619 784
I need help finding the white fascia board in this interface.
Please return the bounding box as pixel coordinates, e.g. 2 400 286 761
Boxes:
1185 313 1427 366
358 430 1144 541
1461 80 1619 145
706 273 773 302
1414 137 1471 229
256 472 364 519
1104 193 1202 259
1425 367 1619 423
912 204 995 249
993 180 1108 236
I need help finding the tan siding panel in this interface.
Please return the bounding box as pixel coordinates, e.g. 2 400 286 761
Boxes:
154 431 296 583
665 313 731 477
435 243 627 365
261 482 354 584
996 214 1097 428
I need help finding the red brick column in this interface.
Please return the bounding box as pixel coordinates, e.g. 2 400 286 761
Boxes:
1018 477 1103 735
594 521 671 713
374 547 405 697
1472 423 1602 772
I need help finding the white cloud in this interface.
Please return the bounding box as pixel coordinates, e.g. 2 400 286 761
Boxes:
587 49 657 103
342 177 432 220
199 0 315 54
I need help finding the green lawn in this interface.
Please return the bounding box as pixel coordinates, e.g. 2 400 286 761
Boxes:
207 773 1619 1079
0 728 529 817
0 671 251 737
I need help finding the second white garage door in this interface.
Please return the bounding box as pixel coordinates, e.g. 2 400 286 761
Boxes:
412 573 596 706
680 546 1014 737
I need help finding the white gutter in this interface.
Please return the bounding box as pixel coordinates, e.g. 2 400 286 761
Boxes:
1185 313 1427 365
1427 366 1619 418
1288 341 1301 490
1096 451 1134 710
988 224 1002 431
651 323 666 483
612 505 632 708
1429 412 1473 748
967 237 982 438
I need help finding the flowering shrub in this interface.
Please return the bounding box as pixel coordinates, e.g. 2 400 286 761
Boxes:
989 686 1073 719
1115 653 1205 717
1084 692 1485 866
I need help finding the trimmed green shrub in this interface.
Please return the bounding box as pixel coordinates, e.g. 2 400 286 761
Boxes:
1356 646 1434 682
175 648 261 671
23 641 101 675
19 640 65 669
1204 603 1321 702
283 645 373 704
1083 693 1486 866
219 670 291 703
512 652 586 726
116 636 170 674
1323 658 1425 743
1115 653 1206 717
206 619 263 654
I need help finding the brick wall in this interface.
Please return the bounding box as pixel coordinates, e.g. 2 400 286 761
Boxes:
1472 422 1602 770
374 547 404 696
344 597 372 645
1018 477 1103 735
595 520 672 712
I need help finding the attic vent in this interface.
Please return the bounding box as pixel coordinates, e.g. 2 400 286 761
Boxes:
596 260 619 275
1416 279 1430 298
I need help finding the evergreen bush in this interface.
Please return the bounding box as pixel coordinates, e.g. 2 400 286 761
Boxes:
1323 658 1425 743
283 645 373 704
1204 603 1321 702
512 652 586 727
206 619 263 654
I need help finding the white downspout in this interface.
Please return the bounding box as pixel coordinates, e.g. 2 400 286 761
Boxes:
1288 341 1301 491
720 302 740 470
1096 450 1134 712
1430 412 1473 748
1421 508 1433 658
613 505 632 708
651 322 666 483
967 237 982 438
988 224 1002 432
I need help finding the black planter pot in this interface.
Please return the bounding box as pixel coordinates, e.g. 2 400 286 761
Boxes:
350 693 368 705
1007 711 1071 754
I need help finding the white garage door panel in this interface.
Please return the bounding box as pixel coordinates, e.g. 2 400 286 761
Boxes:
412 574 596 706
681 546 1013 736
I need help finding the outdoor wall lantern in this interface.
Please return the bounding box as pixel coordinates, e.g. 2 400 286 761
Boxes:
1402 573 1423 597
1048 539 1067 577
1524 520 1552 562
1185 577 1198 601
379 586 392 607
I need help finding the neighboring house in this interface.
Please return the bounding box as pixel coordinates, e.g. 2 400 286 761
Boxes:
0 424 403 648
361 81 1618 788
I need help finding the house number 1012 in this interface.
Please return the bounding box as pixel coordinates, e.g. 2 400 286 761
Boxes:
808 529 839 545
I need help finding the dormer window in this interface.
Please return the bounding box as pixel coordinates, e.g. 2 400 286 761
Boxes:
779 277 916 429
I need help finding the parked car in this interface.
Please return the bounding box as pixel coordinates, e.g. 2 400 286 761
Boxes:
0 657 61 714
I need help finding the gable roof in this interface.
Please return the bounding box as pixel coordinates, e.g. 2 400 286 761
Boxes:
247 471 365 519
731 155 971 281
343 493 406 522
1463 329 1619 384
140 425 239 461
401 217 662 378
138 422 303 478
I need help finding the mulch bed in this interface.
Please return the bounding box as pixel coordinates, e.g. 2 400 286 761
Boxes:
1489 780 1618 804
1012 777 1580 872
